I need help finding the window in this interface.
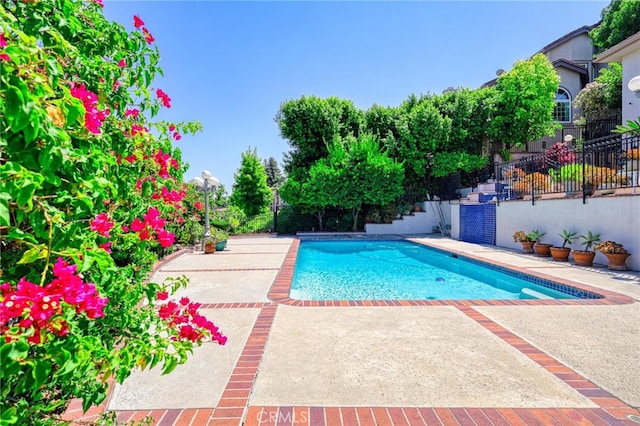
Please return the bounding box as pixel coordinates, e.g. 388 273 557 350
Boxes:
552 88 571 122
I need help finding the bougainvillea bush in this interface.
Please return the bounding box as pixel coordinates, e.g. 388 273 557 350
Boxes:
0 1 225 424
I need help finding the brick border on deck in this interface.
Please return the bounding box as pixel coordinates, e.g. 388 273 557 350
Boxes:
65 237 640 425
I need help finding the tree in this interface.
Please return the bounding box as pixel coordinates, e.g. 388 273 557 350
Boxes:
590 0 640 51
279 160 339 231
325 134 404 231
392 96 451 201
276 96 365 180
574 82 613 124
596 62 623 111
431 87 497 155
263 157 285 188
491 53 560 150
230 148 273 217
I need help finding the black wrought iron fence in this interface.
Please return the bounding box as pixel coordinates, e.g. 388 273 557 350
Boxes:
511 117 621 153
497 133 640 204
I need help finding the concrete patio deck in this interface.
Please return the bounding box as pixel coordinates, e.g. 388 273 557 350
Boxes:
65 235 640 425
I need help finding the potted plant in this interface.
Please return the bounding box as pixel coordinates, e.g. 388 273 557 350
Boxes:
550 230 577 262
528 229 551 257
572 231 600 266
595 241 631 271
204 235 217 254
213 228 229 251
513 230 534 253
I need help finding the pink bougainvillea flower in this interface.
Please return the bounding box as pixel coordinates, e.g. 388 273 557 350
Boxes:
156 89 171 108
157 229 175 248
117 59 126 67
168 124 175 132
173 131 182 141
130 217 146 232
70 83 107 134
0 54 10 62
133 15 145 29
92 0 104 7
142 28 155 44
98 242 112 253
157 291 169 301
125 108 139 118
193 201 204 211
138 228 152 241
90 213 114 238
0 33 7 47
124 154 137 163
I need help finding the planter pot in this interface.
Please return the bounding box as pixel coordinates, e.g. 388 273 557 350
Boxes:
603 252 631 271
520 241 535 253
215 240 227 251
550 247 571 261
204 242 216 254
572 250 595 266
534 243 552 257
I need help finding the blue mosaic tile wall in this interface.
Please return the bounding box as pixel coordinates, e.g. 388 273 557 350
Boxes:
460 204 496 245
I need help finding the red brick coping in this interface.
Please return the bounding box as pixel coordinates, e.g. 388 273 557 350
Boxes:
63 237 640 425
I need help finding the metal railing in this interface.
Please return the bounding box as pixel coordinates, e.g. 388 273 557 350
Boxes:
497 133 639 204
511 118 620 153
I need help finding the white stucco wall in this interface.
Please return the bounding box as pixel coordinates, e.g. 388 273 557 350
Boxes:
495 196 640 271
622 50 640 123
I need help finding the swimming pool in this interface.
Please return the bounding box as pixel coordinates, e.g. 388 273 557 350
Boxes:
290 240 589 301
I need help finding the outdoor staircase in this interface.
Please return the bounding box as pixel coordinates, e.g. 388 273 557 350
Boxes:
460 182 509 205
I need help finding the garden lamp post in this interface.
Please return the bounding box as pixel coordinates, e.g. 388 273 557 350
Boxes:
190 170 219 251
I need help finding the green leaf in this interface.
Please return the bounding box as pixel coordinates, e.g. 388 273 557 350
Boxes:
32 360 52 390
5 85 27 132
23 112 40 146
0 406 18 425
0 192 10 227
161 355 178 375
17 246 47 264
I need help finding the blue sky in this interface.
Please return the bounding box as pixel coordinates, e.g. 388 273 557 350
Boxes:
103 1 609 190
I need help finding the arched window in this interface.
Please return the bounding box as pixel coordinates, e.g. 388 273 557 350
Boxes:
552 88 571 122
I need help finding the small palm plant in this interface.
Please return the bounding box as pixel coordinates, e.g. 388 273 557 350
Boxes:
578 231 601 252
558 230 578 248
526 229 546 243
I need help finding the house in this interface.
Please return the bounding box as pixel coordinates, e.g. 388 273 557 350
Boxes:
594 30 640 125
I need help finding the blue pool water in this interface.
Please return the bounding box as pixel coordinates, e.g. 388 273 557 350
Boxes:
290 241 579 301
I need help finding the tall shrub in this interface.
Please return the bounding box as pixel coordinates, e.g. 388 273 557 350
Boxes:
0 2 225 423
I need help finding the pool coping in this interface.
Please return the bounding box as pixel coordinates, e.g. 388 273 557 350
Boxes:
269 237 635 306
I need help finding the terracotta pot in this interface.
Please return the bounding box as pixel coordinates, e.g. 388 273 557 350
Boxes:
534 243 552 257
550 247 571 262
204 242 216 254
572 250 595 266
520 241 535 253
603 252 631 271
